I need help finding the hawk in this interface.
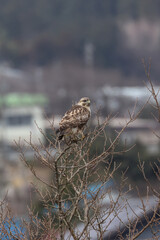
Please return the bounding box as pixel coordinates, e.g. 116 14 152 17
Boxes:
56 97 91 142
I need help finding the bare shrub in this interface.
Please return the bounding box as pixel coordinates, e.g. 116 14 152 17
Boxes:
0 67 160 239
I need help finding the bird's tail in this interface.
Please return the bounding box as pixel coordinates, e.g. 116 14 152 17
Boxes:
56 129 64 140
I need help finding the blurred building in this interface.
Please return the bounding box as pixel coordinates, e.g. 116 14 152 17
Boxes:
0 93 48 146
109 118 160 153
92 116 160 154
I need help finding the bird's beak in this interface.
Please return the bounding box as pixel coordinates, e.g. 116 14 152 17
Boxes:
87 100 90 106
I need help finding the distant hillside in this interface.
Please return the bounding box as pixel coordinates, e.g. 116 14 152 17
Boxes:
0 0 160 78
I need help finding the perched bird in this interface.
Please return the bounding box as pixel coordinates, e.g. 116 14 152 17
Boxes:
56 97 91 142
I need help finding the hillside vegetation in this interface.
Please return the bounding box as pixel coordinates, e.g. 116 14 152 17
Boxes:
0 0 160 74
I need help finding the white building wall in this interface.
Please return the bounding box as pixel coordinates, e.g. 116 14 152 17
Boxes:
1 106 45 146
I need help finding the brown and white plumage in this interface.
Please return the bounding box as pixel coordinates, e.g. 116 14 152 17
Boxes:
56 97 91 141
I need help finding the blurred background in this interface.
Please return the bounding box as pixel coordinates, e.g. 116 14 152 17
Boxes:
0 0 160 237
0 1 160 111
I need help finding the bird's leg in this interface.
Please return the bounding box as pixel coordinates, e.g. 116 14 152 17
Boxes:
79 130 85 140
64 132 73 145
71 133 79 143
65 130 78 144
81 132 85 140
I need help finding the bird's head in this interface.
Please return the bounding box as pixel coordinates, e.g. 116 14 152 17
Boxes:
77 97 91 108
